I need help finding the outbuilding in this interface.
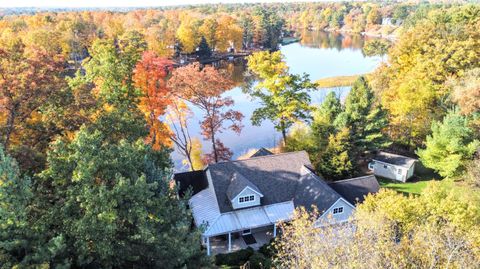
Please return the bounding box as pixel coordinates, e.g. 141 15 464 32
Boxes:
368 151 416 182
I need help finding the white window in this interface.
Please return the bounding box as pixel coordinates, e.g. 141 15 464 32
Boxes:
239 195 255 203
333 207 344 215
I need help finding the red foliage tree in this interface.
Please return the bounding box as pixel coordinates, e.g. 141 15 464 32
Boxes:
133 51 174 150
202 139 234 164
169 63 243 163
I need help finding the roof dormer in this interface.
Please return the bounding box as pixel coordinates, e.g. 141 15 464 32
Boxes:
226 172 263 209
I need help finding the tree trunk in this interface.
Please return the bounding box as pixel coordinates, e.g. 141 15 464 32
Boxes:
281 124 287 147
187 155 194 171
280 122 287 147
211 131 218 163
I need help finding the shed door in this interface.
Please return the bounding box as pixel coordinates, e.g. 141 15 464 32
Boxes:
396 167 404 181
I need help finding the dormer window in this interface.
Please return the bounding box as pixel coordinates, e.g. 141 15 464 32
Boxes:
333 207 344 214
239 195 255 203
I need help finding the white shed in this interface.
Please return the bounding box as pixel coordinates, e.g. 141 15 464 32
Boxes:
368 152 416 182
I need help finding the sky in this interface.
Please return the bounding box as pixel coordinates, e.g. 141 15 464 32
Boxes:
0 0 323 8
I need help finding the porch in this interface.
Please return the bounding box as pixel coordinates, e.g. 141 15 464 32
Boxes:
206 225 276 255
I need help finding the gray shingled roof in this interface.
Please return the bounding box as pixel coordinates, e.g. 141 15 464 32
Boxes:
226 172 262 201
374 151 416 168
249 148 273 158
293 166 342 213
208 151 321 213
328 175 380 205
173 170 208 197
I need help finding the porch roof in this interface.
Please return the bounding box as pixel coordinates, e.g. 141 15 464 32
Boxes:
193 198 294 237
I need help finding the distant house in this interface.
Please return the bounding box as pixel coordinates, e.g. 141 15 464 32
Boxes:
369 151 416 182
174 149 380 255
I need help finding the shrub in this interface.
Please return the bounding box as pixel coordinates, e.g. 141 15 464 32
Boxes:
258 238 276 257
214 247 254 266
249 252 271 269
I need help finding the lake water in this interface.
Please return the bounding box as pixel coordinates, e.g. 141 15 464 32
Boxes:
172 31 382 169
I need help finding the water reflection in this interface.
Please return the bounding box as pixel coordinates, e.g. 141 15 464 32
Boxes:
298 30 385 57
172 31 383 170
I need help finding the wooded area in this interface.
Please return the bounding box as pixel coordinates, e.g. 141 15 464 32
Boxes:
0 1 479 268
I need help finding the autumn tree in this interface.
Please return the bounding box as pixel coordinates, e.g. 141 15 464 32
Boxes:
451 68 480 116
247 51 315 144
274 184 480 268
199 17 218 50
133 51 174 150
0 39 65 151
190 138 205 170
362 39 390 57
166 99 197 170
176 14 201 54
215 15 243 52
202 139 233 164
251 8 284 50
169 63 243 163
373 5 480 147
366 6 382 26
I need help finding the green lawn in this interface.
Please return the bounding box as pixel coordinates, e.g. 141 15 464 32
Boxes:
378 177 431 195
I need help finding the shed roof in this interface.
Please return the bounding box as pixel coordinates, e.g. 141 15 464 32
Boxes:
328 175 380 205
373 151 417 168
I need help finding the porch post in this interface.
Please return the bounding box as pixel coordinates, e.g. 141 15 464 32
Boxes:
206 237 211 256
273 223 277 237
228 232 232 252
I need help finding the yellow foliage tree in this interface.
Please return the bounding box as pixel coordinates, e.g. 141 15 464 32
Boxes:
274 184 480 268
176 14 201 53
215 15 243 52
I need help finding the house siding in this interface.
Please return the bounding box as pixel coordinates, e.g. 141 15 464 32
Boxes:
231 188 261 209
316 199 355 224
372 160 414 182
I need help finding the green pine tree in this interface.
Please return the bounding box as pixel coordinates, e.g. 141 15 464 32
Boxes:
337 76 390 160
0 146 33 267
197 36 212 59
316 128 355 181
417 110 480 178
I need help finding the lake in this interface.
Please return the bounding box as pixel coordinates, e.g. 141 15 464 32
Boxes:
172 31 382 169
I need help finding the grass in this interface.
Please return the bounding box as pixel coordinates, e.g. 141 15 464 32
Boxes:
378 177 431 195
315 75 361 88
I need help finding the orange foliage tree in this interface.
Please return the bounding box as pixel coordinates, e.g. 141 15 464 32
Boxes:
0 43 64 150
133 51 174 150
169 63 243 163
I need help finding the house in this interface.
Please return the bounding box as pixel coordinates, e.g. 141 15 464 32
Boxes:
174 149 379 255
369 151 416 182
